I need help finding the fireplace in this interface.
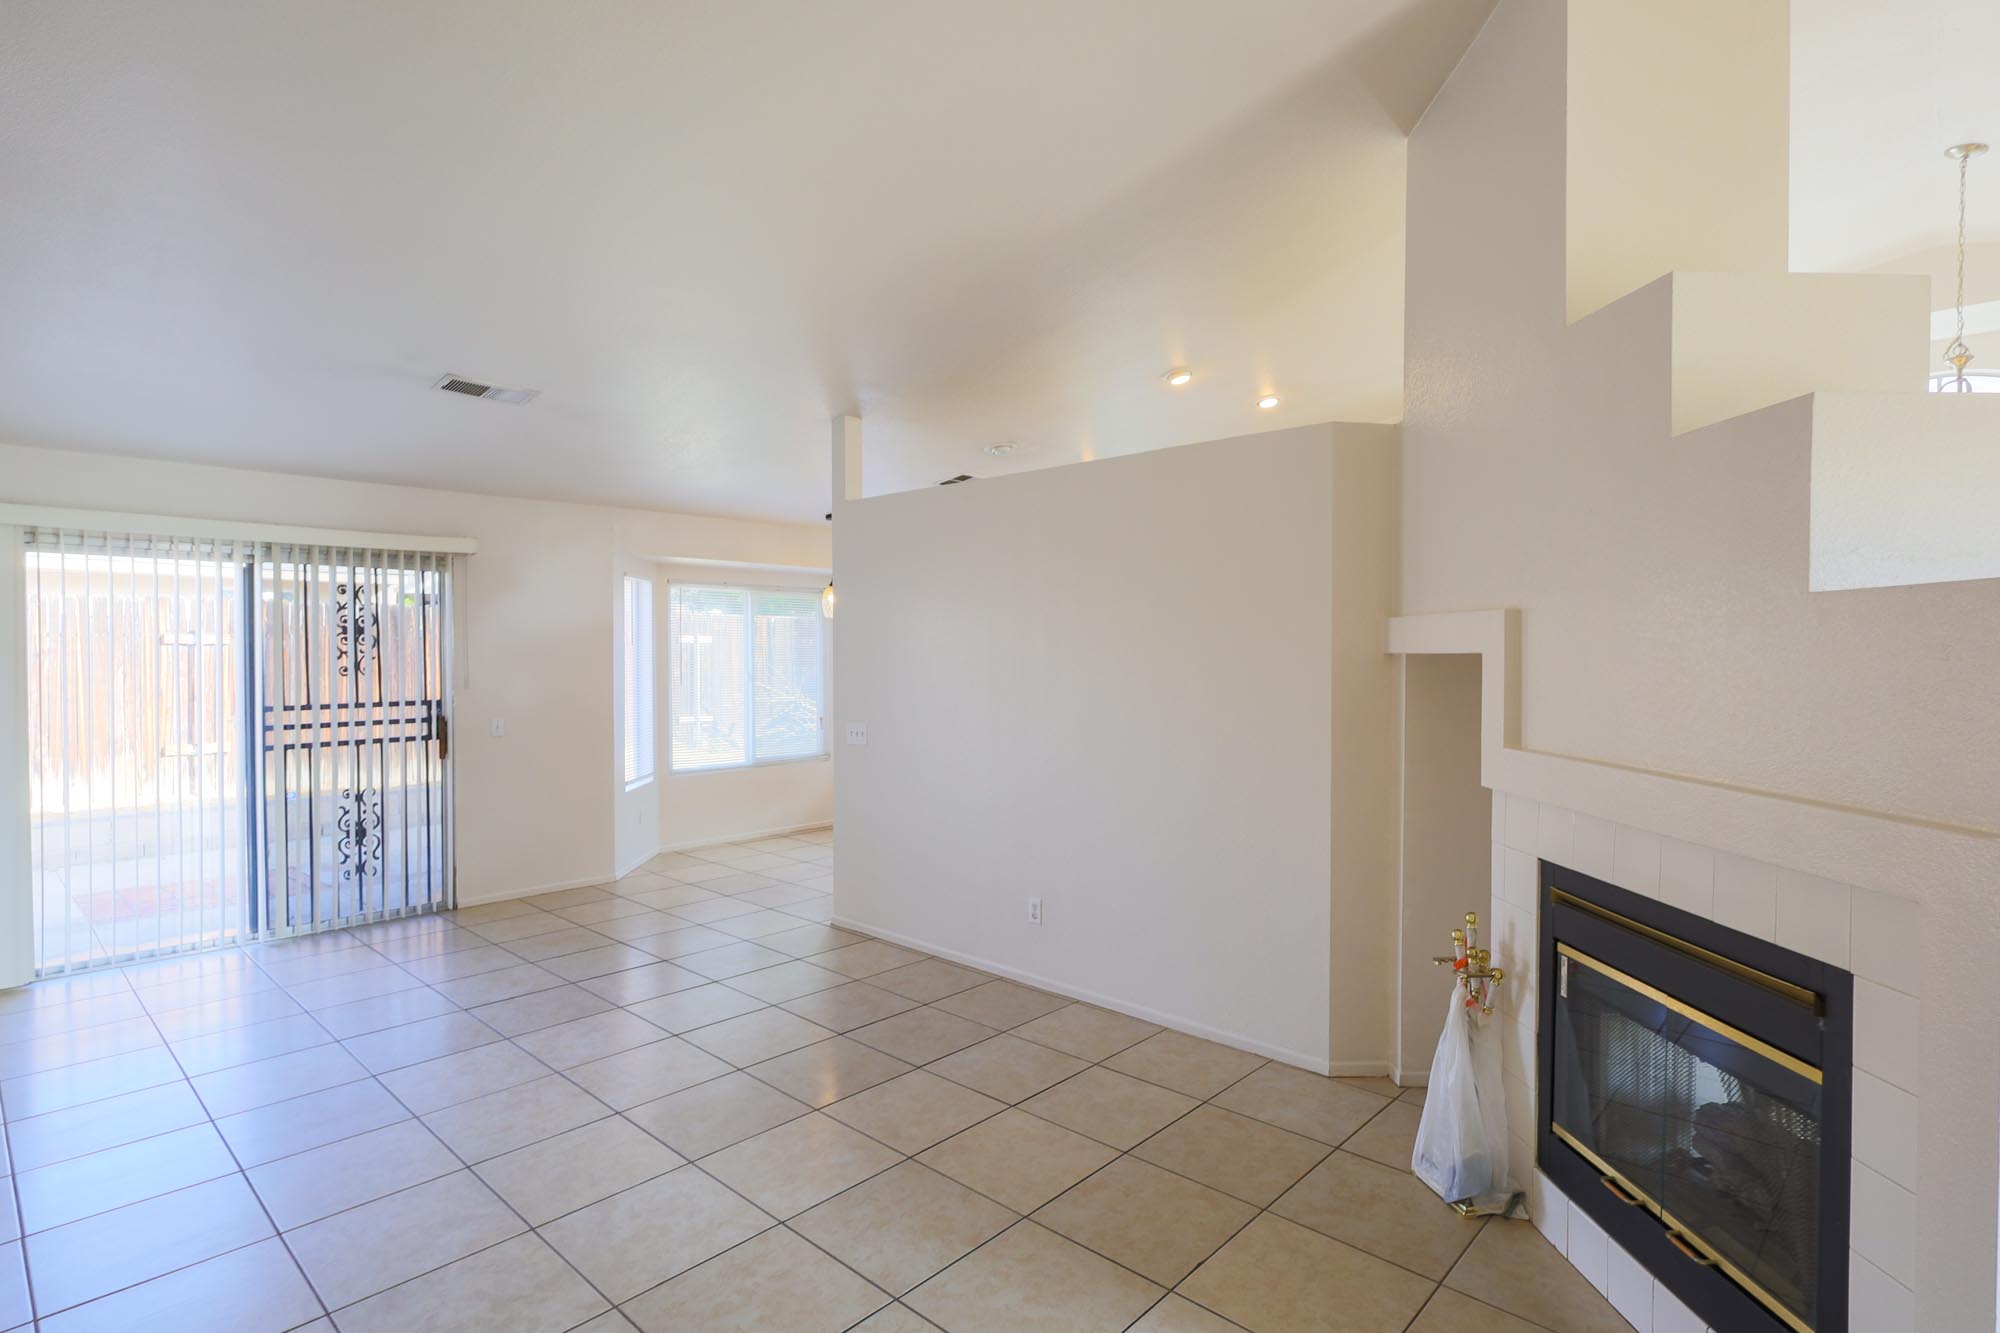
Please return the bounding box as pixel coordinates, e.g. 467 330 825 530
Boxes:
1537 861 1852 1332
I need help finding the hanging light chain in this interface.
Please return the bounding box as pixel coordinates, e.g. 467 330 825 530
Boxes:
1944 142 1988 390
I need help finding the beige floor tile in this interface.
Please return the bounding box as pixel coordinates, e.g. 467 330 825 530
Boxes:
511 1009 667 1070
16 1122 238 1233
542 943 661 983
848 1302 942 1331
1033 1155 1254 1287
747 1036 912 1108
867 959 994 1003
622 1223 889 1333
917 1109 1117 1213
905 1220 1162 1333
779 981 919 1033
332 1232 606 1333
284 1170 524 1310
1442 1220 1632 1333
1132 1105 1330 1207
423 1072 611 1162
25 1175 274 1315
929 980 1070 1031
8 1081 209 1172
378 1041 551 1116
213 1079 409 1168
340 1012 501 1074
1336 1074 1405 1099
848 1007 996 1064
1102 1031 1266 1099
431 962 566 1009
1019 1066 1198 1150
813 941 928 979
502 926 615 963
573 960 706 1004
1407 1287 1550 1333
761 924 865 957
926 1034 1087 1103
246 1120 458 1230
676 941 794 980
1400 1085 1428 1105
467 984 614 1038
625 982 766 1033
1341 1100 1424 1171
1210 1062 1393 1147
565 1036 734 1110
1010 1003 1162 1062
725 960 850 1003
29 1236 320 1333
628 924 740 959
794 1160 1016 1294
306 986 464 1040
584 912 684 944
701 1112 903 1217
624 1070 813 1159
681 1008 836 1066
189 1043 370 1118
1128 1294 1244 1332
714 908 820 941
474 1115 683 1224
822 1070 1006 1155
1271 1150 1486 1280
540 1164 772 1303
1178 1214 1435 1333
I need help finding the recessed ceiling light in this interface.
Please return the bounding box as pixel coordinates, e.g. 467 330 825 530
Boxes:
1257 394 1280 410
1163 367 1193 387
984 442 1016 457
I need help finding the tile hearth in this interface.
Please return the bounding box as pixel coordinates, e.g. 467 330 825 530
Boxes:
0 829 1628 1332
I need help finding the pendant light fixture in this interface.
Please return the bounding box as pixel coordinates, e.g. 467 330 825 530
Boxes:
821 580 836 619
1939 142 1989 393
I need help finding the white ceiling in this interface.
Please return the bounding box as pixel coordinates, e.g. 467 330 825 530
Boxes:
1791 0 2000 282
7 2 1988 524
0 0 1490 521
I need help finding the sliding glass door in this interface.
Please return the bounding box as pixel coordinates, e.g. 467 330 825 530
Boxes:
21 530 453 975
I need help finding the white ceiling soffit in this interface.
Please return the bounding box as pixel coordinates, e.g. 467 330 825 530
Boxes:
0 0 1492 520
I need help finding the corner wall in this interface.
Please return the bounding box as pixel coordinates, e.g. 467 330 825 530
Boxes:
832 422 1396 1070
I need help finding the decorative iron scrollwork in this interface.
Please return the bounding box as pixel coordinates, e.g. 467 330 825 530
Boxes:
336 787 384 884
333 579 379 677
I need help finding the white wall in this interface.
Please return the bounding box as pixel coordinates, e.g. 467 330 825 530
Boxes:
0 441 829 907
833 422 1395 1071
653 560 834 851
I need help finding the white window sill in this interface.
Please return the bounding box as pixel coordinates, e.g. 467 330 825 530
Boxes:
624 776 656 793
669 753 830 776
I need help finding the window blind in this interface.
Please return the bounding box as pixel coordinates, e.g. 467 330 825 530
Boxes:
668 582 824 771
622 576 655 786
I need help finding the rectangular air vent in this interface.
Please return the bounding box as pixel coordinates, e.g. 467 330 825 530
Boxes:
433 375 539 405
939 474 975 486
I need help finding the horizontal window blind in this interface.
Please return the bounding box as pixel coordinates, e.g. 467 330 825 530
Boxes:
668 582 825 771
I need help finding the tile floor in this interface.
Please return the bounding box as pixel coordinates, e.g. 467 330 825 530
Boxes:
0 828 1633 1332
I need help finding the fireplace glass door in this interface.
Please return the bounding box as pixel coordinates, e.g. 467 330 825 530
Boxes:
1550 944 1824 1331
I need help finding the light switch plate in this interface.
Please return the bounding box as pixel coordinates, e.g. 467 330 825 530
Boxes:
845 723 867 745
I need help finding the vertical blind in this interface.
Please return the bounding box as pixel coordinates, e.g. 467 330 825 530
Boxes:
21 527 453 975
667 583 825 770
622 575 655 786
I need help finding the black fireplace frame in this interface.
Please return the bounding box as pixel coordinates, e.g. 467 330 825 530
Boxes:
1536 860 1853 1332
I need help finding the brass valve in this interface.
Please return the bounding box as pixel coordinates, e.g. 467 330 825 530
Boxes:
1431 911 1506 1015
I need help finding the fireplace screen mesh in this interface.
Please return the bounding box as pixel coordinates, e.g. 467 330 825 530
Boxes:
1550 946 1823 1330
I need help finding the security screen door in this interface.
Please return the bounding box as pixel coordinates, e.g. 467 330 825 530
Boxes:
22 529 453 975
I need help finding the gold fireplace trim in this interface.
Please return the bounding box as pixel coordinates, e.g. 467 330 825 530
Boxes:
1556 944 1822 1085
1550 888 1818 1011
1551 1122 1814 1333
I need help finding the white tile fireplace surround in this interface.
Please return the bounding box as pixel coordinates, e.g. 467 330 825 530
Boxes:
1488 793 1918 1332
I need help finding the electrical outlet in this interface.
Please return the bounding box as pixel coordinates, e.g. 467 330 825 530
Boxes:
845 723 867 745
490 718 506 738
1027 897 1042 925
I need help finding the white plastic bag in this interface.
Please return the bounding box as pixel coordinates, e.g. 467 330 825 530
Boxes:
1410 988 1518 1214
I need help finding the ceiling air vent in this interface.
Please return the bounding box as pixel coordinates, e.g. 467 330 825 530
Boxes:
433 374 539 405
938 474 975 486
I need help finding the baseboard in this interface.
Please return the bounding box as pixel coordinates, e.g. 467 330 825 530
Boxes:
832 913 1332 1075
454 872 617 909
1327 1059 1395 1078
655 820 833 855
